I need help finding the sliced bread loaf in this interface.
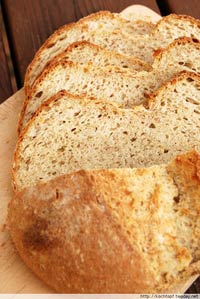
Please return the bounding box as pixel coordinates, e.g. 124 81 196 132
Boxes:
13 71 200 190
24 11 154 91
19 37 200 131
28 41 151 90
24 13 200 92
153 37 200 73
9 151 200 293
20 61 159 131
46 41 151 71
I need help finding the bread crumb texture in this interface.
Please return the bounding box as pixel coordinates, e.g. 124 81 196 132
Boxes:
14 72 200 190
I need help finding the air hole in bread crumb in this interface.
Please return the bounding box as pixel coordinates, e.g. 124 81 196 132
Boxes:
71 128 76 132
149 123 156 128
58 146 66 152
98 114 102 118
56 189 60 199
173 195 180 204
131 137 136 142
35 91 43 98
186 98 199 105
186 77 194 82
194 109 200 114
123 131 128 135
164 149 169 153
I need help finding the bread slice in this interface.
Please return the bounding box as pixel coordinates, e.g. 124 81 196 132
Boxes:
13 71 200 190
20 61 158 131
19 37 200 131
24 13 200 92
57 41 151 71
28 41 151 92
8 151 200 293
153 37 200 72
24 11 154 91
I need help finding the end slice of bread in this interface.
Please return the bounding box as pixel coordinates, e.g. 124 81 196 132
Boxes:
8 151 200 293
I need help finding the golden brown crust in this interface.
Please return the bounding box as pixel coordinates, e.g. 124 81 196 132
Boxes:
168 150 200 184
153 37 200 59
9 169 156 293
153 13 200 34
8 152 200 293
147 70 200 107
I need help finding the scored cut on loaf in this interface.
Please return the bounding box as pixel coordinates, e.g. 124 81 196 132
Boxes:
24 12 200 92
19 37 200 132
13 71 200 191
8 151 200 293
24 11 154 92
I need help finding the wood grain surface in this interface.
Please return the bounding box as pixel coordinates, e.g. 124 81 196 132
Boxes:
1 0 160 87
0 32 13 102
157 0 200 18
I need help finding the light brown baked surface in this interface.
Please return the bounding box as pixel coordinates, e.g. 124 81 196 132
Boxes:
8 151 200 293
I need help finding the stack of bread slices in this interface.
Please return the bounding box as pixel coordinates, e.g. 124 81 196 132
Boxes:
8 10 200 294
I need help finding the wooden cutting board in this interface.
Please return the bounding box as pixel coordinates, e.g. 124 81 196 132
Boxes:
0 5 198 294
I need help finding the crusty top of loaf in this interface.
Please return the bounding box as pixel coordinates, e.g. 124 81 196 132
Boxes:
8 151 200 293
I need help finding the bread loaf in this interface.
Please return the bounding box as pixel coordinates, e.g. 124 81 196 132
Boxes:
8 151 200 293
13 71 200 190
19 37 200 131
24 13 200 92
